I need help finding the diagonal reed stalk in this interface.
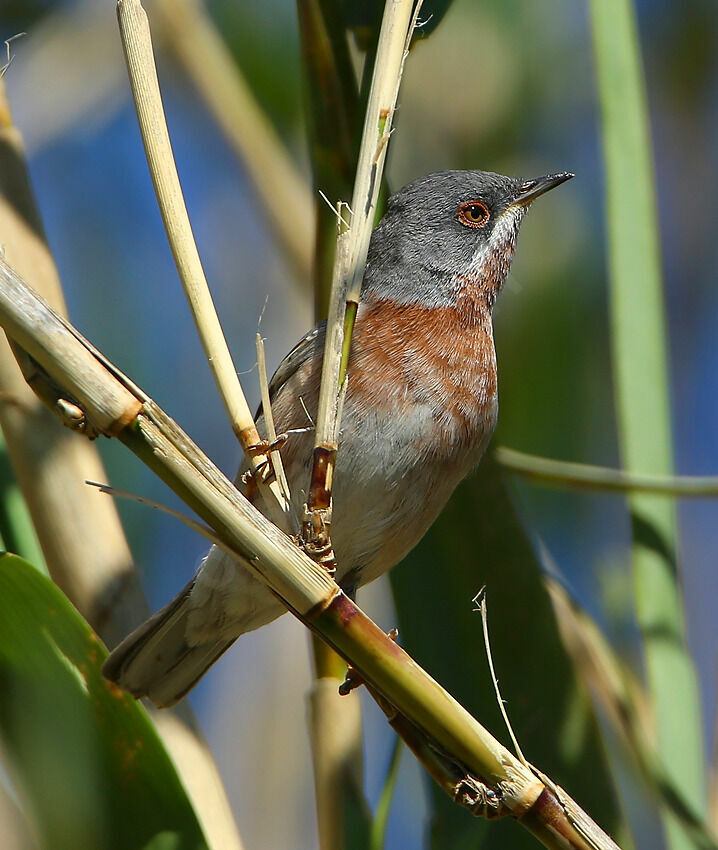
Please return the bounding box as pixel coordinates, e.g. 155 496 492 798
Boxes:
299 4 419 845
116 0 294 531
589 1 706 848
0 252 625 850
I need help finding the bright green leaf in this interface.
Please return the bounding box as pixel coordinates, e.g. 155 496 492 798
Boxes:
590 0 706 846
0 554 208 850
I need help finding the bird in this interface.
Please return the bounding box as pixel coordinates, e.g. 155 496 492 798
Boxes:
103 168 573 707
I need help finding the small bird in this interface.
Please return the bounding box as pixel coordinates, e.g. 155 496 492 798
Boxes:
103 169 572 707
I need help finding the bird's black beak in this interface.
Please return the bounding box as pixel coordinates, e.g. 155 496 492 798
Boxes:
511 172 574 207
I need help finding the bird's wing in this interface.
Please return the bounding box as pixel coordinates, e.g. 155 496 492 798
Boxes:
255 321 326 420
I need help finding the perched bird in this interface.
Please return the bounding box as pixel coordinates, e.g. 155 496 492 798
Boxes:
103 169 572 707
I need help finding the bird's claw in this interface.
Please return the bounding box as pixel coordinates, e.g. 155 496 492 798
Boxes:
242 434 289 495
246 433 288 458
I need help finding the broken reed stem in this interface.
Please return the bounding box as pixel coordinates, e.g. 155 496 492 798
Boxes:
300 224 349 569
496 446 718 497
255 333 292 506
116 0 293 530
303 5 420 841
477 592 527 766
302 6 423 841
303 0 420 559
0 255 623 850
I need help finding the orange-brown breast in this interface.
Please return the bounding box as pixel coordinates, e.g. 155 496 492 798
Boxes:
347 294 498 453
255 291 500 586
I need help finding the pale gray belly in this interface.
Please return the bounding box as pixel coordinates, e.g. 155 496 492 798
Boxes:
187 381 495 643
277 394 497 590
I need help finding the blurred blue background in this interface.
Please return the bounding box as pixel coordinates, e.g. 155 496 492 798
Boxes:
1 0 717 846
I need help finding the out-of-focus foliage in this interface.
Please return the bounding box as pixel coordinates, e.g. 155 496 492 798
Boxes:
0 437 45 572
590 2 706 848
1 2 50 30
392 457 623 849
0 554 208 850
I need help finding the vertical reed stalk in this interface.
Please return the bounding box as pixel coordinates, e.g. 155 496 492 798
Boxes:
590 2 705 846
300 3 419 846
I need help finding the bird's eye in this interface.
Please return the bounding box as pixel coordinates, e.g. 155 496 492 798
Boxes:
457 200 490 228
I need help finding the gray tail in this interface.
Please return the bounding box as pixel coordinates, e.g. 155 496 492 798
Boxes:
102 579 235 708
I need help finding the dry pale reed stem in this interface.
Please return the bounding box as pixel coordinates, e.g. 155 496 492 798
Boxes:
304 0 419 555
343 0 421 306
116 0 292 528
304 10 422 840
305 209 360 850
303 3 420 832
313 218 350 453
152 0 314 285
256 333 292 506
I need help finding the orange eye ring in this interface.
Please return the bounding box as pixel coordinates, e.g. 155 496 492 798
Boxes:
457 200 490 228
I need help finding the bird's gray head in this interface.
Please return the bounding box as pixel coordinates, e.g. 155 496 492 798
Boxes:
363 169 573 308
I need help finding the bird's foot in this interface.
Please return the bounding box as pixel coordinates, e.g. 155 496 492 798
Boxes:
245 433 288 458
242 434 289 494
